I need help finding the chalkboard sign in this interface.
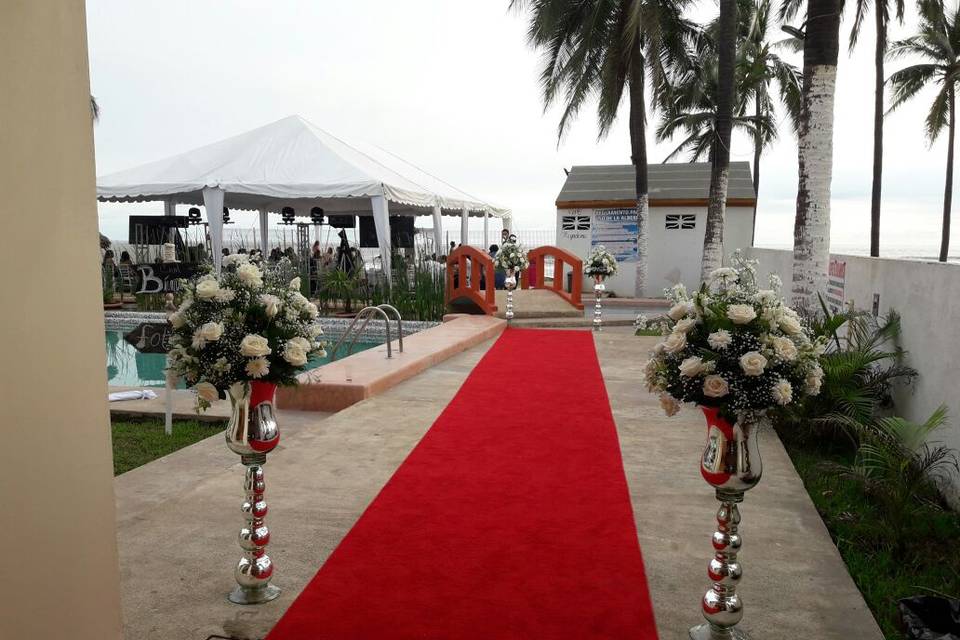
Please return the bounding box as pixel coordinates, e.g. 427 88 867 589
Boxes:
124 322 174 354
136 262 202 294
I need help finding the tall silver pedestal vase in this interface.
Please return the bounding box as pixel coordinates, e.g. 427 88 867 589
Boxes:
690 406 763 640
504 269 517 323
593 275 605 331
225 380 282 605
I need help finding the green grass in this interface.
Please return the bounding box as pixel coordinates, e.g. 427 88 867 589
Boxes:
111 418 224 475
784 439 960 639
635 328 662 337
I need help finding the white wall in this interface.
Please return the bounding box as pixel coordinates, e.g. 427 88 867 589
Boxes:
747 248 960 508
556 205 754 297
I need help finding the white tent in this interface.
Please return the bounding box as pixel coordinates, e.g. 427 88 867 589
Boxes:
97 115 511 278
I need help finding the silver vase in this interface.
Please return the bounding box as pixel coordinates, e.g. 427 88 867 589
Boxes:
690 407 763 640
593 275 605 332
225 380 281 605
504 269 517 322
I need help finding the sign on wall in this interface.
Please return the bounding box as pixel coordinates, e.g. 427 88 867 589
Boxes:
826 258 847 313
591 209 637 262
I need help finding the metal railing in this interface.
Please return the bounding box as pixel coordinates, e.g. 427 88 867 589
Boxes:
328 305 404 361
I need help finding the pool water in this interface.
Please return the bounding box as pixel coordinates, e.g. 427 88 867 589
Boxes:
104 330 378 387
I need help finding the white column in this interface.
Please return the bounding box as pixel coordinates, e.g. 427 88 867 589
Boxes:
483 211 490 249
163 200 176 216
203 187 225 274
460 207 469 246
432 204 443 254
371 195 392 285
258 208 269 255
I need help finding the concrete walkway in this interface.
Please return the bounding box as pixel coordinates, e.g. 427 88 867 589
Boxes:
114 328 882 640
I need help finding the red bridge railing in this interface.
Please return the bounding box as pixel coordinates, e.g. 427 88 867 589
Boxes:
446 246 497 315
521 245 584 310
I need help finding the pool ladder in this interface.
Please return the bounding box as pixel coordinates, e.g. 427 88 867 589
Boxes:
329 304 403 361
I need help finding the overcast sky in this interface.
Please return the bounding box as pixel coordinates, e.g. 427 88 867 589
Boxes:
89 0 958 257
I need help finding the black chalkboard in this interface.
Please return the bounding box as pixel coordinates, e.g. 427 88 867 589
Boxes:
123 322 174 354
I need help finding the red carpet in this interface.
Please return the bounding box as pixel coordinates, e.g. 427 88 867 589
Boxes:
266 328 658 639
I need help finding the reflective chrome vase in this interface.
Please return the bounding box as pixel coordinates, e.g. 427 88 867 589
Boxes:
225 380 281 605
504 269 517 322
690 406 763 640
593 275 605 332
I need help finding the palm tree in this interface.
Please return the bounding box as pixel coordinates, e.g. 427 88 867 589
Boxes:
850 0 905 257
699 0 739 281
780 0 843 310
510 0 696 296
739 0 802 242
887 0 960 263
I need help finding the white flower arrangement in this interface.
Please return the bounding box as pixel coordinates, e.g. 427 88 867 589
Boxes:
584 245 618 278
493 240 529 272
166 253 325 411
644 251 825 418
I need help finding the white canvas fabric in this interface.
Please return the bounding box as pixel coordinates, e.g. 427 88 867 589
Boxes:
97 115 507 218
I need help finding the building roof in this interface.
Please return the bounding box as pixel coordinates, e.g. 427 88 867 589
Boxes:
556 162 755 208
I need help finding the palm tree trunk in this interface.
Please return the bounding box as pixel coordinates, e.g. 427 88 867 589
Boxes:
751 92 762 246
792 0 841 310
869 1 885 257
701 0 738 281
629 37 649 297
941 89 954 263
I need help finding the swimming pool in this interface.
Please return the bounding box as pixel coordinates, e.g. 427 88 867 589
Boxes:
104 329 378 388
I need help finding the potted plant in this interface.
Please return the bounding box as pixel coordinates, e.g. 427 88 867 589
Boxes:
642 252 825 639
166 253 325 605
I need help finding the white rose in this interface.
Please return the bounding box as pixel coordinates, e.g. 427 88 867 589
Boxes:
169 311 186 329
662 331 687 354
290 291 309 309
308 324 324 338
668 303 689 321
707 330 732 350
674 318 698 334
739 351 768 376
245 357 270 379
290 336 312 352
805 366 824 395
193 381 219 403
282 341 308 367
703 375 730 398
196 279 220 299
659 393 681 417
727 304 758 325
290 277 301 290
199 321 223 342
237 263 263 288
679 356 707 377
709 267 737 282
772 378 793 405
303 302 319 319
755 289 778 305
772 336 798 361
240 334 272 357
259 294 281 318
780 314 803 336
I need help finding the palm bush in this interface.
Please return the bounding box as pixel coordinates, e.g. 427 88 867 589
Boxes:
777 299 916 444
826 407 957 550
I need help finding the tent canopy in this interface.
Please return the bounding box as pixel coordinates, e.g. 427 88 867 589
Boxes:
97 115 510 277
97 115 507 218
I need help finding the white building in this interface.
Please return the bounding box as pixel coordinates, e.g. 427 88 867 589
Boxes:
555 162 756 297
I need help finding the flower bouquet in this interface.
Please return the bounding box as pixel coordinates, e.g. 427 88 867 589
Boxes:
584 245 618 279
641 251 825 639
167 253 325 410
493 240 528 321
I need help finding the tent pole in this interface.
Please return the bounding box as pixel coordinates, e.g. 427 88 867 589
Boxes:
460 207 468 246
259 208 269 256
370 195 392 287
483 211 489 249
203 187 225 274
432 204 443 256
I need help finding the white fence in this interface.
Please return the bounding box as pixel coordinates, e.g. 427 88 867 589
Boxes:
747 247 960 508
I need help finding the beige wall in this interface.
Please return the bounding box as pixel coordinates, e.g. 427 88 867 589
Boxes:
0 1 123 638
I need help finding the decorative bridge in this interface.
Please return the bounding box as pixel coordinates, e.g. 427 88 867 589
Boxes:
446 245 584 318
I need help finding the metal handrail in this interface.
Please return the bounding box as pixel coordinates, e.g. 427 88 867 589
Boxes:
328 306 392 361
375 304 403 354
